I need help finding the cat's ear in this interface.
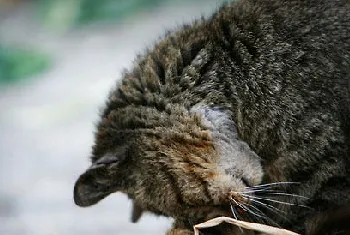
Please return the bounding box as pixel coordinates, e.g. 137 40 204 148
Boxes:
131 202 144 223
74 154 121 207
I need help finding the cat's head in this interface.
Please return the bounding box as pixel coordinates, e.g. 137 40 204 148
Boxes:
73 101 263 222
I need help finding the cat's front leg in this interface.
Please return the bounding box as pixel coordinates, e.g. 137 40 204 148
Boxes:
166 220 192 235
166 228 193 235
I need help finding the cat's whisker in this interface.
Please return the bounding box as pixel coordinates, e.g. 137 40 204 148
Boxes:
246 197 292 226
231 194 278 226
233 201 259 225
232 196 287 227
243 188 288 194
246 203 268 218
230 203 244 233
260 192 309 199
246 181 300 190
245 203 282 228
231 197 246 214
247 193 312 209
237 201 252 213
239 193 301 207
231 196 248 212
242 189 309 200
249 198 292 225
230 203 238 219
231 196 262 224
235 200 281 229
241 204 265 219
241 189 276 193
240 196 289 216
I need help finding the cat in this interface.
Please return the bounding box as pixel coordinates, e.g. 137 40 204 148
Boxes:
73 0 350 234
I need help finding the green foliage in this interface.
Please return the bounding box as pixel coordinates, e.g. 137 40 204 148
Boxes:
36 0 169 30
0 0 204 85
0 45 51 84
77 0 164 25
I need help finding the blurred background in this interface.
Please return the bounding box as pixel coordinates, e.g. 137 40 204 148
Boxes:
0 0 227 234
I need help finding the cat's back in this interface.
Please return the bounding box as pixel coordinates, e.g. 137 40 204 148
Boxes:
208 0 350 145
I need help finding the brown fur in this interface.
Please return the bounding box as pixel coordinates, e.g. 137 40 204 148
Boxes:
74 0 350 234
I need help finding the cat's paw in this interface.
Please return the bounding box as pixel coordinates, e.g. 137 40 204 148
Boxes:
166 228 193 235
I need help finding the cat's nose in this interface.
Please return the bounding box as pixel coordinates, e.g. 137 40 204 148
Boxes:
241 177 252 188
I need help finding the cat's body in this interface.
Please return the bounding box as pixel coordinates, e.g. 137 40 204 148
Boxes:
74 0 350 234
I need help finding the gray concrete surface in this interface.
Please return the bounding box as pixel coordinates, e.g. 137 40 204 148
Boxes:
0 1 226 234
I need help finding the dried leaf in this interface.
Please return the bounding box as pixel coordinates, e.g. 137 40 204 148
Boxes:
193 216 301 235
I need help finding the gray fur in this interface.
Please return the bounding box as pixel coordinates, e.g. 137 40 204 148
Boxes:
190 105 263 188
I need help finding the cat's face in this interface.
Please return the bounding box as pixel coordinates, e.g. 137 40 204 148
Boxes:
74 104 263 221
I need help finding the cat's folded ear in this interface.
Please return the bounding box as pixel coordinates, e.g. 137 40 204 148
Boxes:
131 202 144 223
74 154 120 207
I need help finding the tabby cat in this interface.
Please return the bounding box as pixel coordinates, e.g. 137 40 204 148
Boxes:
73 0 350 234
